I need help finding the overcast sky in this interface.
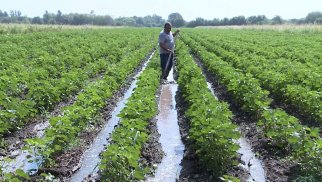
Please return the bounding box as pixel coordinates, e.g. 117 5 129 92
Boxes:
1 0 321 21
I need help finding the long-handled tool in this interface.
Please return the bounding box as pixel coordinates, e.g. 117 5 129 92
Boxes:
161 32 180 80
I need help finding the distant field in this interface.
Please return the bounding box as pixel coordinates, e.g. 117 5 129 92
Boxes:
196 24 322 33
2 23 322 34
0 23 127 34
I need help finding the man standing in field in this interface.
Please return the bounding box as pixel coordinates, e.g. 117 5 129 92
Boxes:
159 22 180 83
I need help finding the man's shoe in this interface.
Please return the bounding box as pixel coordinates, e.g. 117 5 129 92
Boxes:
161 79 168 84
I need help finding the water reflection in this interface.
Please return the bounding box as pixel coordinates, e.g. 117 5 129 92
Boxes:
146 69 184 182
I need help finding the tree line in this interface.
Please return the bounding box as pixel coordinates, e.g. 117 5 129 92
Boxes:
0 10 322 27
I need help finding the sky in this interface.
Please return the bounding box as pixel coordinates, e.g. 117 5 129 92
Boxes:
1 0 321 21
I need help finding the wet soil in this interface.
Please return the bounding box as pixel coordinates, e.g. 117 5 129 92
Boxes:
33 77 134 181
175 88 219 182
27 50 157 181
145 71 185 182
80 117 164 182
81 55 164 182
1 72 108 157
1 97 76 157
141 85 165 172
171 57 217 182
189 54 297 182
269 96 322 134
141 117 164 175
0 50 158 181
175 87 248 182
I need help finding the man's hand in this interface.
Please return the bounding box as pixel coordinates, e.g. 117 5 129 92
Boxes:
167 48 174 54
173 29 180 37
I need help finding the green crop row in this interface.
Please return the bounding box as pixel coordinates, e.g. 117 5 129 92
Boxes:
0 29 157 146
176 40 240 179
183 34 271 117
181 33 322 180
24 42 155 169
193 29 322 67
189 30 321 92
99 53 160 181
187 31 322 124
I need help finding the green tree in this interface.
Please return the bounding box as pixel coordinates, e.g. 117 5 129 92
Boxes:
230 16 246 25
134 16 144 26
143 15 154 27
31 16 43 24
220 17 230 25
70 13 89 25
256 15 267 24
0 10 9 17
151 14 164 27
315 17 322 24
114 17 136 26
305 11 322 24
105 15 114 25
167 12 185 27
246 16 257 24
246 15 267 25
55 10 63 24
92 15 114 25
9 10 21 17
186 17 206 27
271 15 283 24
90 10 95 25
141 14 164 27
211 18 220 26
43 10 50 24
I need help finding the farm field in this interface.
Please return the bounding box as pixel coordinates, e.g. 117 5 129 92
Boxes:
0 26 321 182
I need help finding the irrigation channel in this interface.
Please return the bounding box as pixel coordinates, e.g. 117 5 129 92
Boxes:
194 56 266 182
70 52 156 181
146 69 185 182
1 98 77 174
206 79 266 182
70 53 186 181
1 111 51 174
71 55 185 181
